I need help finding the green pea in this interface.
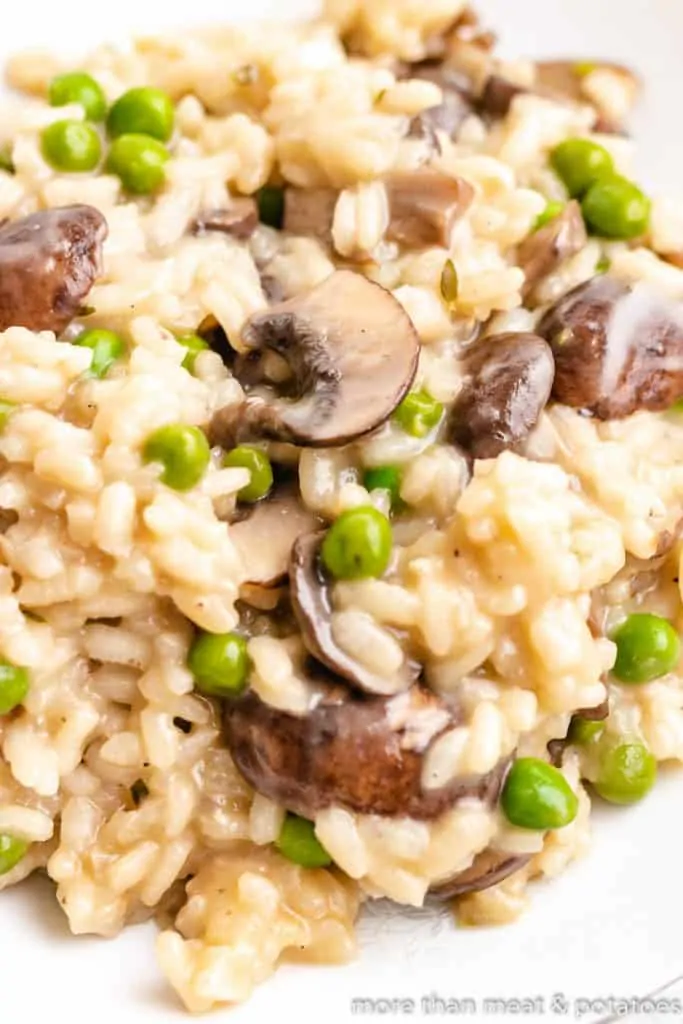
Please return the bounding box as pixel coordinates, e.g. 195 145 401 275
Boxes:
0 659 29 715
393 389 443 438
0 401 16 431
188 631 250 698
275 814 332 868
106 133 169 195
363 465 403 509
49 71 107 122
0 146 14 174
0 834 28 876
222 446 273 503
568 716 605 745
321 506 392 581
612 613 680 684
107 87 175 142
142 423 210 491
73 328 125 378
534 200 565 231
550 138 614 198
176 333 208 374
41 120 102 173
257 186 285 229
581 175 651 239
501 757 579 830
593 738 657 805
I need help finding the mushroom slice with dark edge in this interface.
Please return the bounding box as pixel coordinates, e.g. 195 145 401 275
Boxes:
0 205 107 335
385 170 474 249
449 332 555 459
405 64 476 145
518 201 587 301
230 486 320 587
211 270 420 448
536 275 683 419
429 849 530 900
191 198 258 240
535 60 640 133
283 188 337 243
224 679 510 819
290 532 420 696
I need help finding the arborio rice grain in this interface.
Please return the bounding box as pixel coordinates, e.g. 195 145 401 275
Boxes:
1 0 683 1012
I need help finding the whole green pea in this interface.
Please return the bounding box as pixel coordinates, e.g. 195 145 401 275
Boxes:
393 389 443 438
0 834 28 875
0 659 29 715
41 120 101 173
142 423 210 491
106 133 169 195
188 631 250 698
107 87 175 142
550 138 614 198
593 738 657 805
612 613 680 684
321 506 392 581
581 175 651 239
222 446 273 503
49 71 107 122
73 328 125 378
501 757 579 830
275 814 332 868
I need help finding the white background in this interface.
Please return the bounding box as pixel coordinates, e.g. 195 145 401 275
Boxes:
3 2 683 1022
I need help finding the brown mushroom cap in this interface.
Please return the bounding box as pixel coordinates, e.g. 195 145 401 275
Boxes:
191 199 258 240
224 680 510 819
536 275 683 419
385 171 474 249
0 205 107 335
211 270 420 448
290 532 420 696
429 849 530 900
449 332 555 459
230 487 321 587
518 201 587 301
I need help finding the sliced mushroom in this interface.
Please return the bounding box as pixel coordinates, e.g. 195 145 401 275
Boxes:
548 698 609 767
537 275 683 419
290 532 420 696
536 60 640 133
230 487 320 587
0 205 107 335
449 332 555 458
479 74 527 118
224 679 510 819
191 199 258 240
210 270 420 448
518 201 587 301
283 188 337 243
385 170 474 249
430 849 530 900
406 64 476 143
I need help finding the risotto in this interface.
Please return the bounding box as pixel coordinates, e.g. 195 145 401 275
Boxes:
1 0 683 1012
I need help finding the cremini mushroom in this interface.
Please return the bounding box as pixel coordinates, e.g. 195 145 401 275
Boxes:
0 205 107 335
430 849 530 900
210 270 420 448
224 678 510 819
283 188 337 243
191 198 258 240
537 275 683 418
385 170 474 248
518 201 587 301
230 487 320 587
449 332 555 458
290 532 420 696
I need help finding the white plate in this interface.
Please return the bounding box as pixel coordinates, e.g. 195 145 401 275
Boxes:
3 3 683 1022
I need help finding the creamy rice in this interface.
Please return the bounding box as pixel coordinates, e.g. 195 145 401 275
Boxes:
0 0 682 1012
